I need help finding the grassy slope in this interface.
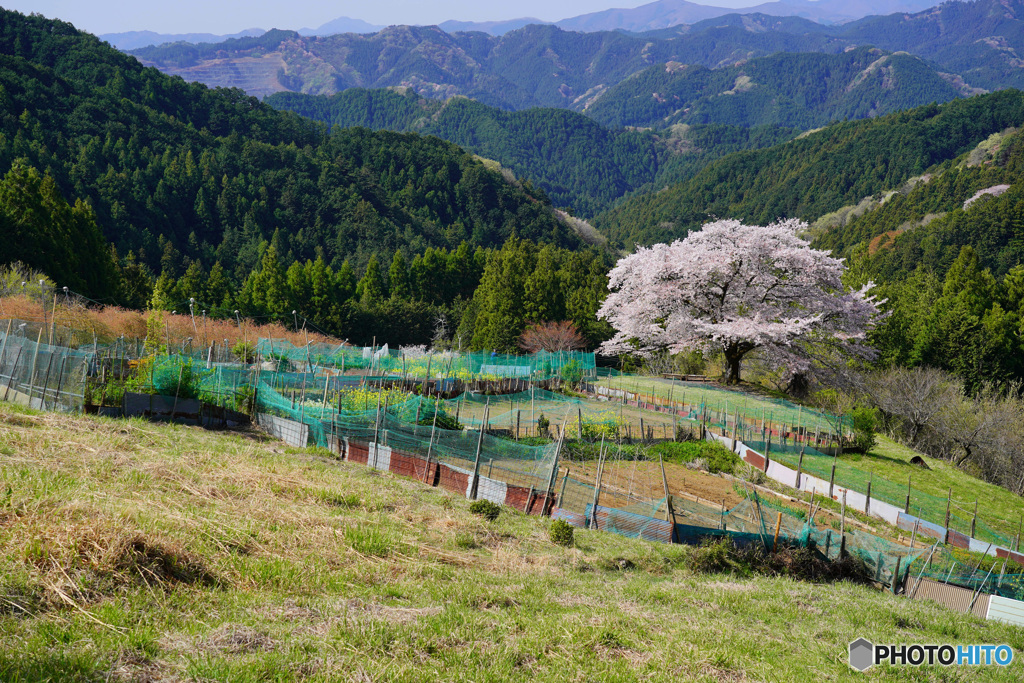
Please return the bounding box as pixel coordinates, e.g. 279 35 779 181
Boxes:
859 437 1024 540
0 403 1021 682
597 377 1024 543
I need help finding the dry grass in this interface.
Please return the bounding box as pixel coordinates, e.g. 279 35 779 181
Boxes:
0 294 340 348
0 402 1020 681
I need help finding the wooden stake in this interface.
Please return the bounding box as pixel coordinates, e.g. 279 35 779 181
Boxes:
589 437 607 529
773 512 783 552
469 399 490 500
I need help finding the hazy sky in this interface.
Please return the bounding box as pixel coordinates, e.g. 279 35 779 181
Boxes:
5 1 758 35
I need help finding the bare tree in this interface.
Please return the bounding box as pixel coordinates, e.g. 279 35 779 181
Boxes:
866 367 961 446
519 321 587 353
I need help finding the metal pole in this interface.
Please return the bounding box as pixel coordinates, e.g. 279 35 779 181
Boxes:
910 541 940 599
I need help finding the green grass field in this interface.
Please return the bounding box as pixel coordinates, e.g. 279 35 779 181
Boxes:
0 402 1021 681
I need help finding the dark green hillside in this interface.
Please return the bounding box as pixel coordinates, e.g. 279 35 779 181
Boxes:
593 91 1024 247
0 9 575 302
268 88 797 216
816 127 1024 280
585 48 962 130
268 89 659 216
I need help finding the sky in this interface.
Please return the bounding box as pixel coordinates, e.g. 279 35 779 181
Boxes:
5 0 759 35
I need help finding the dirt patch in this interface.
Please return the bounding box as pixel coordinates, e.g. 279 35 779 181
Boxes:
203 624 276 654
563 460 743 509
704 580 754 592
107 650 167 683
346 599 441 624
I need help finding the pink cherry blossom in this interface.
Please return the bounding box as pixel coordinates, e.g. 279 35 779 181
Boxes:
598 219 884 383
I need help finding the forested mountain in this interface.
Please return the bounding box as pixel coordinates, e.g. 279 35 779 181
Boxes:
266 88 797 216
0 9 579 305
818 126 1024 390
125 1 1024 112
584 47 966 130
838 0 1024 91
592 91 1024 246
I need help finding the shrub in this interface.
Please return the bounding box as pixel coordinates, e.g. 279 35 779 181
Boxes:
469 499 501 521
232 340 256 363
687 537 734 573
648 441 740 474
849 405 878 454
560 359 585 387
537 412 550 436
549 519 574 547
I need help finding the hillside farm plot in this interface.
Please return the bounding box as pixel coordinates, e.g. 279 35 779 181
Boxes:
451 389 684 440
596 375 840 433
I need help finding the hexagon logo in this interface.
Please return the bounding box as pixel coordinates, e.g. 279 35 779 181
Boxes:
849 638 874 671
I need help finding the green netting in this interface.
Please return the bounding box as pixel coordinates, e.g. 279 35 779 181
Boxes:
561 476 922 587
0 329 91 412
743 437 1016 548
596 375 852 431
254 339 596 381
250 376 559 488
907 545 1024 600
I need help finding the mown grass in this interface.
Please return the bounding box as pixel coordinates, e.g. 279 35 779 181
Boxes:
0 402 1021 681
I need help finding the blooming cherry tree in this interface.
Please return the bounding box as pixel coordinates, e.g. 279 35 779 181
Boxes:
598 218 884 384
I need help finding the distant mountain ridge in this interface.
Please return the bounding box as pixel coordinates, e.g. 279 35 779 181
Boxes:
100 28 266 51
556 0 939 33
129 1 1024 112
101 0 941 48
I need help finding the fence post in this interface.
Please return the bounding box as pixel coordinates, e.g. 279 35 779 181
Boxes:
556 470 568 509
795 448 805 489
4 346 23 403
828 455 837 500
543 415 570 515
773 512 783 552
971 500 978 539
892 557 902 595
0 320 11 374
905 473 912 514
944 487 952 529
589 439 606 529
840 489 847 557
27 329 43 405
1016 513 1022 552
865 470 873 516
469 399 490 500
659 455 677 542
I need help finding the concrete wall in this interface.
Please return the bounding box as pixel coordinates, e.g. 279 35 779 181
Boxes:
987 595 1024 626
256 413 308 448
